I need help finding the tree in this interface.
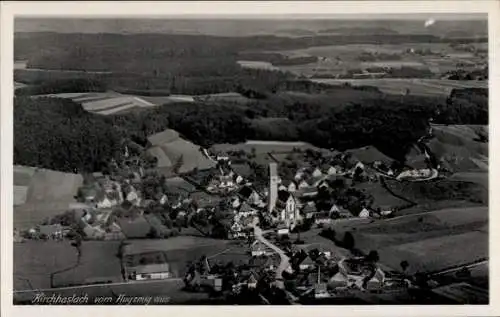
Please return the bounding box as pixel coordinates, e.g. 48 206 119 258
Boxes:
147 226 160 239
343 231 355 250
400 260 409 273
365 250 380 263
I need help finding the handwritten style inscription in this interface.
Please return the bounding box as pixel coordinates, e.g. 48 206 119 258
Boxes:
31 293 171 305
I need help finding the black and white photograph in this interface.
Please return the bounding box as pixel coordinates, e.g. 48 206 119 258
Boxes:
2 1 495 312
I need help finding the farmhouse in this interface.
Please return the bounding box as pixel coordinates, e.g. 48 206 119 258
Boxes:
128 263 172 281
38 224 63 239
251 240 274 257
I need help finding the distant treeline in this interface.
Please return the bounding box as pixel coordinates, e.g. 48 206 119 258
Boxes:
237 52 318 66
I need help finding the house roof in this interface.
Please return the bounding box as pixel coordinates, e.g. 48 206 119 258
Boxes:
132 263 171 275
299 254 316 266
238 186 254 199
39 224 62 235
239 202 254 214
302 203 317 214
277 190 292 203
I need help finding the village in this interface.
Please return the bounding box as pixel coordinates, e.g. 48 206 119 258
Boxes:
13 124 463 304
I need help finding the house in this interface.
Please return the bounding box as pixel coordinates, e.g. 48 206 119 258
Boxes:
232 196 241 209
124 185 141 206
312 168 323 178
38 224 63 239
96 191 120 209
297 186 318 198
302 202 317 219
294 172 304 181
326 166 337 176
328 272 349 289
237 185 254 201
235 175 244 184
330 204 353 218
82 224 106 240
129 263 171 281
359 208 371 218
286 180 297 193
251 240 273 257
238 202 255 215
299 254 316 271
92 172 104 179
298 180 310 190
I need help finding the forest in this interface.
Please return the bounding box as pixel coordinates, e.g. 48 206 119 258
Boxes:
14 85 487 173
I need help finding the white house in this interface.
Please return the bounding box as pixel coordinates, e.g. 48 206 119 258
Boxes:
312 168 323 178
159 194 168 205
235 175 244 184
251 240 273 257
294 170 305 181
96 193 119 209
298 180 310 189
232 197 241 209
326 166 337 175
359 208 370 218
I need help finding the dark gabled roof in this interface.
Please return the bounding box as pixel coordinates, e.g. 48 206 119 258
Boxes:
302 203 317 214
277 190 292 202
39 224 63 235
281 179 295 187
239 202 253 213
238 186 254 199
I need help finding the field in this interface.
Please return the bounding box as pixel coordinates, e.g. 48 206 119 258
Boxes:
14 240 123 290
345 145 394 164
33 92 159 115
147 129 216 175
123 237 246 277
327 206 488 273
212 140 325 155
310 78 487 96
407 124 488 173
237 60 279 71
274 42 486 78
14 165 84 229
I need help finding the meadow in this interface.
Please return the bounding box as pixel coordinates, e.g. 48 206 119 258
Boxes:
14 165 84 229
327 206 488 273
14 240 123 290
310 78 487 96
146 129 216 175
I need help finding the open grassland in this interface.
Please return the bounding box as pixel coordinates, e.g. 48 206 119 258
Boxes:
274 43 486 77
328 206 488 273
14 165 83 229
123 237 245 277
310 79 487 96
429 124 488 172
212 140 324 155
147 129 216 174
385 178 488 207
382 231 487 273
33 92 159 115
14 241 122 290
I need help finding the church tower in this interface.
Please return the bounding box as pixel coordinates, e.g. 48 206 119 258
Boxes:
268 163 278 213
